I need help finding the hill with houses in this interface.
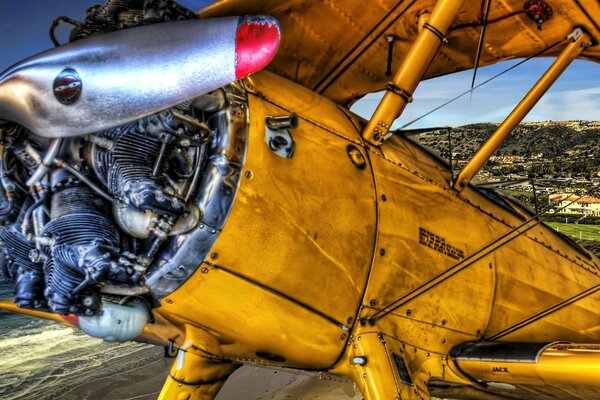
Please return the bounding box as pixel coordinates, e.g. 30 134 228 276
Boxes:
412 120 600 193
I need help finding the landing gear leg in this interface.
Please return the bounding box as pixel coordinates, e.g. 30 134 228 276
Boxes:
158 348 239 400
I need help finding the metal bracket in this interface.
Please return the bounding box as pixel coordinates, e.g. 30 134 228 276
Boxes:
265 114 298 158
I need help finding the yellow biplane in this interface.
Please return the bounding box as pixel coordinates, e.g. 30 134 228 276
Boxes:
0 0 599 399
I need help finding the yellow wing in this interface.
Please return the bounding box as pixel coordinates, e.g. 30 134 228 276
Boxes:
200 0 600 105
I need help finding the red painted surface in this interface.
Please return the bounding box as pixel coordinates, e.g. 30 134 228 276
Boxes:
235 16 280 79
60 314 79 326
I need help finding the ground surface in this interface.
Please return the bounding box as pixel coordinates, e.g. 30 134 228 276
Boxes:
545 222 600 241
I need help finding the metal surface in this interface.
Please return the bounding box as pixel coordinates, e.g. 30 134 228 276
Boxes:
451 342 600 387
0 16 274 138
1 2 600 398
26 138 62 186
265 114 297 158
78 299 150 342
362 0 466 145
145 83 248 300
152 71 376 374
453 28 592 191
450 341 559 363
202 0 600 105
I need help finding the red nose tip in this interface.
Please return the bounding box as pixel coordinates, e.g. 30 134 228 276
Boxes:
235 16 280 79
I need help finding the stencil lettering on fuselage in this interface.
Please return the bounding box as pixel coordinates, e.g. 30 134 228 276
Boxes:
418 227 465 260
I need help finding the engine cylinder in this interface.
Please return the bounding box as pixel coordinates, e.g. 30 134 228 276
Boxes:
42 177 122 315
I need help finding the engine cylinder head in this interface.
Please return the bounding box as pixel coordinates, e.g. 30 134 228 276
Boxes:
42 178 122 315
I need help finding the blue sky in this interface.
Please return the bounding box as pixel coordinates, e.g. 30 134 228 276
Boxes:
2 1 598 128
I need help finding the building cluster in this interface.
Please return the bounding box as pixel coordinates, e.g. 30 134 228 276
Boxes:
548 193 600 216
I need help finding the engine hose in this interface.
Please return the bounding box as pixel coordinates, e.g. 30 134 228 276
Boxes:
20 195 45 236
26 138 63 186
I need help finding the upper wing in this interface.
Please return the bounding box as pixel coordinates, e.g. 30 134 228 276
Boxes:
200 0 600 105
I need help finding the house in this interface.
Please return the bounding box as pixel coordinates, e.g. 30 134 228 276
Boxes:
549 193 600 216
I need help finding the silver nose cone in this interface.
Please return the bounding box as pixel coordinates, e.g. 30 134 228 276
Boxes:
0 15 279 138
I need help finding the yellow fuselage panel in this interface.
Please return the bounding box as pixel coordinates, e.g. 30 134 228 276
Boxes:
161 71 377 367
158 71 599 391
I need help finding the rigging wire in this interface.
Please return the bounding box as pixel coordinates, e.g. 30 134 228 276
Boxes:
471 0 493 90
399 37 566 130
366 193 587 323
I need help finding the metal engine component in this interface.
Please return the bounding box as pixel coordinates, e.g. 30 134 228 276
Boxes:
0 0 251 327
0 7 279 138
79 298 151 342
42 171 141 315
0 206 45 309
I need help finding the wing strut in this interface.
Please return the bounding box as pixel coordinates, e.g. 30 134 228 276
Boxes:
452 28 592 191
362 0 466 146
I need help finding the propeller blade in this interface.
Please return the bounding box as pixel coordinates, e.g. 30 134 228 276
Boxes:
0 15 279 138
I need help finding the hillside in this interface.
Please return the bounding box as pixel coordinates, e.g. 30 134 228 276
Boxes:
412 121 600 188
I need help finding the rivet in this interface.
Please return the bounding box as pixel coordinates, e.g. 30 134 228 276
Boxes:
210 252 219 260
165 299 173 304
379 248 385 256
244 170 254 179
201 267 209 274
362 373 367 378
369 299 377 306
374 134 380 141
406 309 412 317
340 333 347 340
347 317 353 324
381 194 387 201
441 319 447 326
357 336 362 341
441 338 446 344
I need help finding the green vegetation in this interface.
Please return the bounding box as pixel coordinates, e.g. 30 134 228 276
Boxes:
545 222 600 241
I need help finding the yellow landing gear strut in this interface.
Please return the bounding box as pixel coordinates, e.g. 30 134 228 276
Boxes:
158 326 239 400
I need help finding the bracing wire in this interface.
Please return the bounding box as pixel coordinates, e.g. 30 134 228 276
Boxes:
367 193 587 323
399 37 566 130
471 0 493 90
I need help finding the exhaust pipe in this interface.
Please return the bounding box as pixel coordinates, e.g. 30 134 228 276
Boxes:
450 341 600 388
0 15 279 138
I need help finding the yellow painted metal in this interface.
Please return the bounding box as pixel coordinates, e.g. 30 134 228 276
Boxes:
452 343 600 387
157 71 377 370
0 298 77 326
362 0 465 146
2 70 600 400
201 0 600 105
453 30 593 191
149 72 600 399
158 325 238 400
328 128 600 398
